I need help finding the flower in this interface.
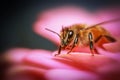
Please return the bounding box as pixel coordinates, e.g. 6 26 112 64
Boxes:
3 6 120 80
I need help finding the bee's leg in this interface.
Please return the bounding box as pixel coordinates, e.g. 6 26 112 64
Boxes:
104 35 116 42
67 45 75 54
94 35 106 50
89 41 95 56
55 46 61 56
88 32 97 56
67 35 78 54
95 35 116 50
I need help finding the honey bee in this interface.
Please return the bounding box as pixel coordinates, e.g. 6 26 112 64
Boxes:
45 18 120 56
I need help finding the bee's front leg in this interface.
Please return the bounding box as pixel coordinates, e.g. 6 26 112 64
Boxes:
54 46 61 56
67 34 78 54
67 46 74 54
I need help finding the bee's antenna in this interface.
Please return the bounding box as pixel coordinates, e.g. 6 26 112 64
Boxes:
62 25 65 38
45 28 61 37
93 18 120 26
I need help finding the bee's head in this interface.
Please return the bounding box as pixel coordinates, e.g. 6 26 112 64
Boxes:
45 27 74 48
60 27 74 47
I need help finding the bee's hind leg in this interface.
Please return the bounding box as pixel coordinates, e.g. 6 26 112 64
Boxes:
95 35 116 51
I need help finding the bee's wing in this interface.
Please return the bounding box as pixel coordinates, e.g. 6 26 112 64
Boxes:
86 18 120 29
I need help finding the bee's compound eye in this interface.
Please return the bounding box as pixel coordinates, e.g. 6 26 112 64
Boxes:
68 30 74 38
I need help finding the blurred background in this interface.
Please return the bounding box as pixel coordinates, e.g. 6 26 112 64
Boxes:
1 0 120 53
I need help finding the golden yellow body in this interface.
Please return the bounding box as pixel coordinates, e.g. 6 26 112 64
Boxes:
59 24 116 56
46 18 120 56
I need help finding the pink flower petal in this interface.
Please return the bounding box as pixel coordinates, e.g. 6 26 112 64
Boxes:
6 65 46 80
97 47 120 61
4 48 30 64
54 51 116 72
98 62 120 80
24 49 76 69
45 69 99 80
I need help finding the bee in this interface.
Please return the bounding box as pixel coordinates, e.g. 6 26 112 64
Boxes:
45 18 120 56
